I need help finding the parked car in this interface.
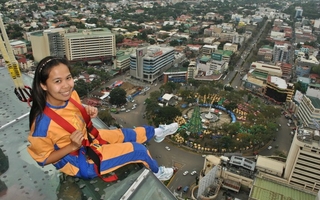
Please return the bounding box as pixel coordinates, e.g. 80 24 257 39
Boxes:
177 186 182 191
268 146 272 150
165 146 170 151
191 171 197 175
183 171 189 176
183 186 189 193
126 109 130 113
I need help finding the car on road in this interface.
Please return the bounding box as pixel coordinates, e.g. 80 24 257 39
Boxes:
183 171 189 175
125 109 130 112
268 145 272 150
177 186 182 191
165 146 170 151
191 171 197 175
287 123 290 127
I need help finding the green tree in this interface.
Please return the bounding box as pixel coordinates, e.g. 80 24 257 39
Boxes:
98 110 115 125
169 40 180 46
160 82 177 93
116 34 125 44
179 89 193 100
149 38 156 45
109 87 127 106
197 85 210 97
86 67 95 75
86 18 98 24
149 90 162 102
182 61 190 68
311 65 320 76
187 78 201 88
152 106 182 126
74 79 89 97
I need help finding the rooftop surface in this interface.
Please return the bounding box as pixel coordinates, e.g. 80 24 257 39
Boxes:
250 177 316 200
269 76 287 89
0 67 175 200
308 95 320 109
251 70 268 79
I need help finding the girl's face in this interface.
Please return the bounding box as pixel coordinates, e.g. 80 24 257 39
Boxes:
40 63 74 106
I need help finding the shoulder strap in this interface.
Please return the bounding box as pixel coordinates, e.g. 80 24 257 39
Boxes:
69 98 108 145
69 98 90 124
43 99 117 182
43 106 76 133
43 98 108 145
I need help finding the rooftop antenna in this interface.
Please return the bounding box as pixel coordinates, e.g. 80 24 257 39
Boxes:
0 13 31 103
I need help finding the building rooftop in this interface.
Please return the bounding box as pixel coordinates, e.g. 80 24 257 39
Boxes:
251 71 268 79
215 50 233 57
117 54 130 62
0 67 175 200
229 156 256 171
308 95 320 109
250 177 316 200
269 76 287 89
165 66 188 73
256 156 285 175
200 55 211 62
65 28 113 38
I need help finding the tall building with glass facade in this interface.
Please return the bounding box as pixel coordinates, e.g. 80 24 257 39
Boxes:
295 7 303 18
30 28 66 62
129 46 175 83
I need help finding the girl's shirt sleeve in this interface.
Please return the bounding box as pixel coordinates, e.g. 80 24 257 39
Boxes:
27 118 54 166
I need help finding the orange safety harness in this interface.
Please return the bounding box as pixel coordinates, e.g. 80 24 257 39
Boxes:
43 97 118 182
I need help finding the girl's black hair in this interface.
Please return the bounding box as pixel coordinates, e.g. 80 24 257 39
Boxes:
29 56 70 129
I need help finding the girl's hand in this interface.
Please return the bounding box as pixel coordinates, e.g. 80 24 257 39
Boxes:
69 130 84 151
85 105 98 118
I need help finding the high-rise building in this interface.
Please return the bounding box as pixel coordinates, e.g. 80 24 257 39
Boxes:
30 28 116 63
129 45 175 83
30 28 66 62
264 76 294 103
273 44 290 63
296 93 320 128
284 126 320 192
295 7 303 18
64 28 116 62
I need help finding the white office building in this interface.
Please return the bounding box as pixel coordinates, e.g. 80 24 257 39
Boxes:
65 28 116 62
129 45 175 83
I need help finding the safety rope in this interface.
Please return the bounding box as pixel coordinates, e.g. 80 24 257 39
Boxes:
0 14 31 103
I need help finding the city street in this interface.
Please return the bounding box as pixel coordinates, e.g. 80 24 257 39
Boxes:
258 114 294 156
105 72 294 199
223 19 269 89
107 77 204 198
